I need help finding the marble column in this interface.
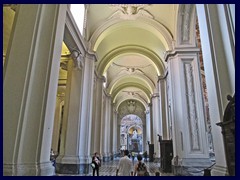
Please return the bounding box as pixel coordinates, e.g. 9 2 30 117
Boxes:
56 52 96 175
52 95 65 153
158 76 169 140
101 93 112 161
145 109 151 150
100 94 107 160
151 92 161 159
91 75 105 156
149 103 154 144
106 95 112 161
166 74 173 140
166 50 211 175
117 119 121 154
78 52 96 173
55 56 83 174
112 107 118 157
196 4 235 176
109 103 114 160
3 4 67 176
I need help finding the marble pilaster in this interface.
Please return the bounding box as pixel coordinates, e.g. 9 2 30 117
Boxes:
196 4 235 176
3 4 67 176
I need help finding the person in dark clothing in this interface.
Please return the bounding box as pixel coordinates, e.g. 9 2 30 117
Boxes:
92 152 101 176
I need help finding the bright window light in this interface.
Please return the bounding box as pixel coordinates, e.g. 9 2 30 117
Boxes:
70 4 84 34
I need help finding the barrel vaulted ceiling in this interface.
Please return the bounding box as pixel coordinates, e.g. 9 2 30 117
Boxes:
86 4 178 110
4 4 194 112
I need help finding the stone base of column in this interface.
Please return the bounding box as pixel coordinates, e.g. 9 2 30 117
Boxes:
55 163 91 175
4 161 55 176
211 164 228 176
102 155 111 162
113 153 118 158
172 158 212 176
182 158 212 166
155 157 160 163
55 155 92 175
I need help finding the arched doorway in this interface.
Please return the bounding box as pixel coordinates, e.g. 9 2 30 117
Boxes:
120 114 143 153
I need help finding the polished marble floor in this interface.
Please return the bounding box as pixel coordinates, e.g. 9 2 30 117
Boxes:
56 157 173 176
56 157 212 176
97 157 173 176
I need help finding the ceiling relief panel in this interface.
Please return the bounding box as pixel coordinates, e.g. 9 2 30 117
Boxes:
108 4 154 20
176 4 196 47
118 100 146 124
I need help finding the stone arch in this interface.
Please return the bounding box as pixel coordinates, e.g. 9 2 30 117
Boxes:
175 4 197 47
90 17 173 52
97 45 165 76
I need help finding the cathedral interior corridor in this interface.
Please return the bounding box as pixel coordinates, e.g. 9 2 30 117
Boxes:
3 4 235 176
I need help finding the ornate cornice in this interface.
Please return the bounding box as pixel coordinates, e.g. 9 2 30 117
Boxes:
151 93 159 99
164 47 200 62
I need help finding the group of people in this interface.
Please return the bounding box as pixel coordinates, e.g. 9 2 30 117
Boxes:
116 150 150 176
92 150 159 176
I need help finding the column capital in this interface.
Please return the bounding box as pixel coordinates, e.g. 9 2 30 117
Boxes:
114 108 118 114
96 74 106 82
86 50 97 62
103 89 111 98
151 93 159 99
158 71 168 82
144 110 150 114
164 47 200 62
70 49 83 70
57 93 65 101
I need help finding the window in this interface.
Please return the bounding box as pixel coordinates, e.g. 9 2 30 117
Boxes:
70 4 85 35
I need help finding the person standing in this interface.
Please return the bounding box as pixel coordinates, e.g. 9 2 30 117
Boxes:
92 152 101 176
134 154 149 176
116 150 133 176
131 151 135 165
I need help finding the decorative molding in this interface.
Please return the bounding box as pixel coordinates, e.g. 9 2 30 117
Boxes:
176 4 196 47
184 62 200 151
144 110 150 114
3 4 17 11
90 15 173 53
164 47 200 62
71 49 83 70
86 50 98 62
60 61 68 71
118 100 146 122
127 100 136 113
158 70 168 81
151 93 159 98
181 5 192 42
64 9 87 54
108 4 153 20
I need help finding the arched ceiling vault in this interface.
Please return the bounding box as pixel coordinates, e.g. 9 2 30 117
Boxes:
97 45 164 76
112 82 151 103
107 72 155 94
85 4 179 110
91 19 173 53
116 97 148 111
